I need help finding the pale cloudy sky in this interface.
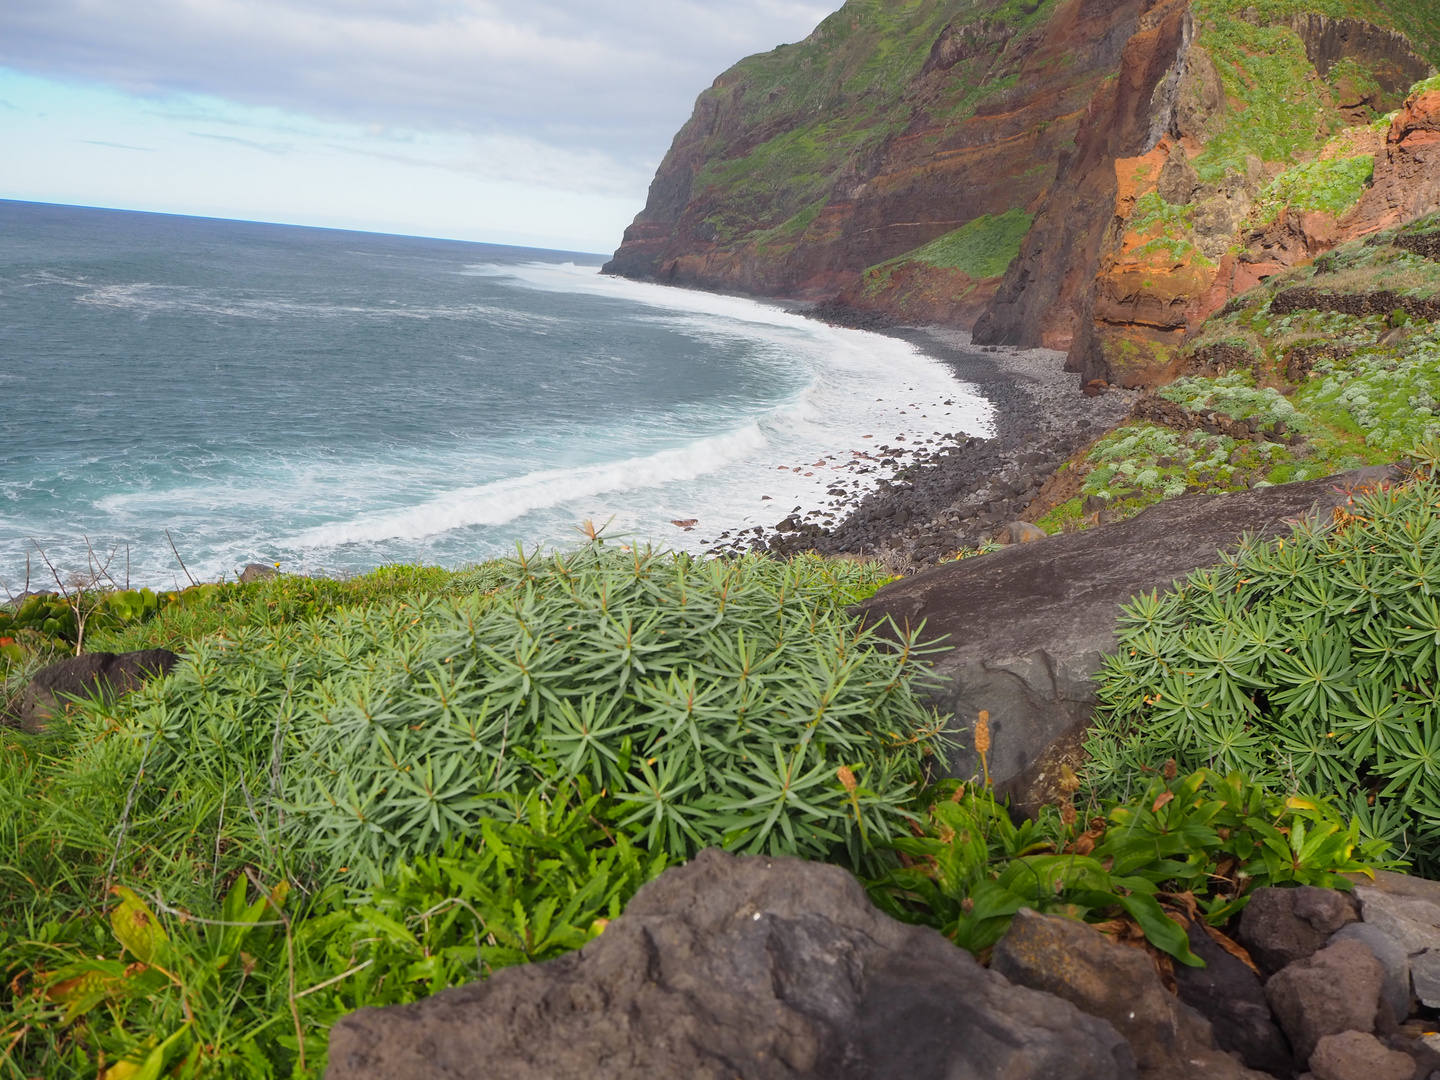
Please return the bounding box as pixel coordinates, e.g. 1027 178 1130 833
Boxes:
0 1 835 251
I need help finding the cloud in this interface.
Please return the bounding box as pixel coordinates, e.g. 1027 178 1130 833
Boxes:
0 0 837 188
190 132 295 154
80 139 159 151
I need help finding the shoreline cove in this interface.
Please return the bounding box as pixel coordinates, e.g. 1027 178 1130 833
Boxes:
718 314 1137 569
1 206 999 588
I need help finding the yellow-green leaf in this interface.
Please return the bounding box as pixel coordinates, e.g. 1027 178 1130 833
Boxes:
110 886 168 964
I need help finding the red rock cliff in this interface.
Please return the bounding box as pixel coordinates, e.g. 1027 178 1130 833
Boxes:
606 0 1437 387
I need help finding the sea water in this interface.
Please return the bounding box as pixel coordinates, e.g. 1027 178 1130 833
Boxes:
0 200 992 588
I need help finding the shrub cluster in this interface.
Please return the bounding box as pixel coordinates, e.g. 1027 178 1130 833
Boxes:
104 544 941 885
1 545 944 1077
869 766 1384 963
1085 459 1440 871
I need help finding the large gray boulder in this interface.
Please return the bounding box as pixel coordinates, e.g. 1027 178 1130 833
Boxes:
1264 938 1384 1062
853 467 1399 806
325 849 1137 1080
16 649 179 733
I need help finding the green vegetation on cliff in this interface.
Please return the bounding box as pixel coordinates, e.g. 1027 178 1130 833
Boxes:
1255 154 1376 222
860 207 1034 295
1039 218 1440 531
671 0 1068 261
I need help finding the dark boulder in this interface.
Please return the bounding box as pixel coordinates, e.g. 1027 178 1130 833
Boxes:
1306 1030 1415 1080
990 908 1271 1079
239 563 278 584
1174 920 1296 1077
1239 886 1356 976
17 650 178 733
852 467 1399 803
1265 938 1383 1062
325 849 1137 1080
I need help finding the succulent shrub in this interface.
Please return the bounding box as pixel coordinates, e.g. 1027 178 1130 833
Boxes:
77 544 940 889
1085 456 1440 870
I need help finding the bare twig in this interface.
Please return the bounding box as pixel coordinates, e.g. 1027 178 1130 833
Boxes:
148 891 285 928
238 776 275 867
166 530 198 588
32 542 70 605
105 720 164 895
84 536 121 590
0 572 12 605
293 959 374 1000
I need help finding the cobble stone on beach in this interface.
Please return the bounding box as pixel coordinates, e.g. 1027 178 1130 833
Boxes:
714 325 1135 569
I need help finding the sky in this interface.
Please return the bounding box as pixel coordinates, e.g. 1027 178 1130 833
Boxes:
0 1 837 252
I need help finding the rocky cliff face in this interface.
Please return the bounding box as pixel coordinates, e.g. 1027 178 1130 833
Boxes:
606 0 1439 387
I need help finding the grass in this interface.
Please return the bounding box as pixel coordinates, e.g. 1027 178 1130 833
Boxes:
858 208 1034 297
1255 155 1376 224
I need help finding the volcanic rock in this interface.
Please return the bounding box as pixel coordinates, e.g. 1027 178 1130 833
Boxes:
1174 919 1295 1077
1307 1030 1415 1080
852 466 1398 797
990 908 1270 1079
17 650 179 734
1329 923 1410 1022
1354 885 1440 957
325 849 1137 1080
1240 887 1356 976
1265 938 1384 1062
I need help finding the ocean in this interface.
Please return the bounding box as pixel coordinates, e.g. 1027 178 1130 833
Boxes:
0 200 992 589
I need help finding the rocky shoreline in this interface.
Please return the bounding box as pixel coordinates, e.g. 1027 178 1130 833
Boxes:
709 322 1136 570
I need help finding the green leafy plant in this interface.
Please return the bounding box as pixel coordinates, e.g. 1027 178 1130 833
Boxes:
85 544 939 888
1 787 670 1079
867 765 1386 965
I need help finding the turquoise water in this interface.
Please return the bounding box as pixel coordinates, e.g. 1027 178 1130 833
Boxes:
0 200 991 587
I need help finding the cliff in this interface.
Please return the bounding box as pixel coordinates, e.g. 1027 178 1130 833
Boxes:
605 0 1440 386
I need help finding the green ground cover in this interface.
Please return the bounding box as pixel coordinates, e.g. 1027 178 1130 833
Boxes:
1254 154 1376 224
860 208 1034 294
1 545 945 1077
0 536 1405 1077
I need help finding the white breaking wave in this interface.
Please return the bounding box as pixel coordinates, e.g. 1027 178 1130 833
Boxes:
269 264 996 555
4 249 995 586
289 421 771 546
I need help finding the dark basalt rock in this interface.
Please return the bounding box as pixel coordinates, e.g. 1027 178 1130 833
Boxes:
990 908 1270 1079
851 466 1399 797
239 563 278 584
1264 938 1384 1062
15 649 179 733
325 849 1137 1080
1175 920 1297 1078
1239 887 1357 976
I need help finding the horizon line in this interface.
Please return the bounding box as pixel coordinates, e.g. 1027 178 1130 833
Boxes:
0 197 612 258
